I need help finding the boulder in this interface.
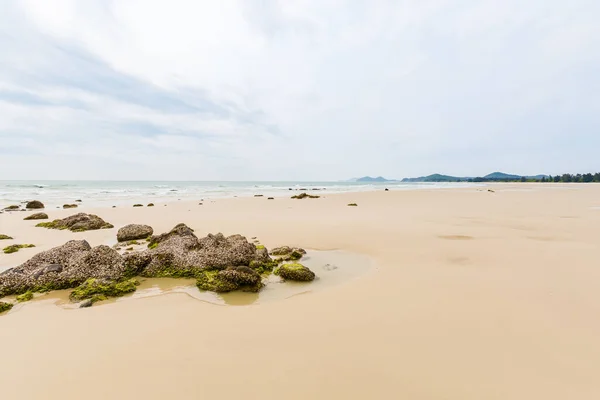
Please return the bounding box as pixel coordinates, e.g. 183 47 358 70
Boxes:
274 263 316 281
0 241 129 297
24 212 48 220
26 200 44 209
36 213 114 232
117 224 154 242
126 223 270 279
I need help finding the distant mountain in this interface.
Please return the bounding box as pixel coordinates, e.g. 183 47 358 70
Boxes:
402 172 548 183
402 174 469 183
484 172 521 180
354 176 395 182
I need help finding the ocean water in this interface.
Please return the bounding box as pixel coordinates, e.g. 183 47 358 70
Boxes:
0 180 476 208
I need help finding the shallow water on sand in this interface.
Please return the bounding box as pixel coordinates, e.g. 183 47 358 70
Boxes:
3 250 374 311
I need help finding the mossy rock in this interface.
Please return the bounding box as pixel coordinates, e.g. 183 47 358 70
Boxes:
24 212 49 220
291 193 319 199
4 205 20 210
69 278 139 302
36 213 113 232
347 203 358 206
3 244 35 254
196 267 263 293
63 204 78 209
26 200 45 209
0 301 13 313
0 234 13 240
274 263 316 281
133 204 143 207
16 291 33 302
147 203 155 207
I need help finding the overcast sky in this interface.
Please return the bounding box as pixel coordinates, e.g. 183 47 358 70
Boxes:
0 0 598 180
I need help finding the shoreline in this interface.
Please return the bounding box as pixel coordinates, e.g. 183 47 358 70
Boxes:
1 184 600 399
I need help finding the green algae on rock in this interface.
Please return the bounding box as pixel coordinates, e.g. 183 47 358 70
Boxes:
274 263 316 282
69 278 139 302
133 204 143 207
0 234 13 240
16 291 33 302
347 203 358 206
3 244 35 254
0 301 13 313
24 212 49 220
196 266 263 293
36 213 114 232
63 204 78 209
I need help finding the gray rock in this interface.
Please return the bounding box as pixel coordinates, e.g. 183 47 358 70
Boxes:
117 224 154 242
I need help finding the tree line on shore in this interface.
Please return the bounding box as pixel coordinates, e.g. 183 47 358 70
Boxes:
470 173 600 183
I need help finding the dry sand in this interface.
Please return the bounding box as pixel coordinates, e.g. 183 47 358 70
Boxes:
1 184 600 399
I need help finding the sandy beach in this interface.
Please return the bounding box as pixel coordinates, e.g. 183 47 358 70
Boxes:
1 184 600 399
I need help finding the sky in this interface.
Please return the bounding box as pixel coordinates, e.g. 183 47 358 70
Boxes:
0 0 598 181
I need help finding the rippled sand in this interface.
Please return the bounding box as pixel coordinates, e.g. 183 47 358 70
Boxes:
1 184 600 399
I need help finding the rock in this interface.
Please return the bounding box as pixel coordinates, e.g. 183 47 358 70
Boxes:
291 193 319 199
147 203 155 207
75 200 82 202
254 195 264 197
3 205 21 211
26 200 45 209
347 203 358 207
196 266 263 293
267 197 274 200
385 188 389 191
0 241 130 297
133 204 143 207
63 204 78 209
274 263 316 281
127 223 270 280
3 244 35 254
69 278 139 301
0 234 13 240
24 212 49 220
0 301 13 313
79 299 93 308
117 224 154 242
36 213 114 232
270 246 305 262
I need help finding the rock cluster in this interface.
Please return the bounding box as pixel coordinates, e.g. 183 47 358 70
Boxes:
0 223 317 307
117 224 153 242
36 213 114 232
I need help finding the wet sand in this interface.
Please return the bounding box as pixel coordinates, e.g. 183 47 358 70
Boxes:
1 184 600 399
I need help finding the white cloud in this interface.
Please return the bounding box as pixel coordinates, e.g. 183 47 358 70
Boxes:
0 0 599 180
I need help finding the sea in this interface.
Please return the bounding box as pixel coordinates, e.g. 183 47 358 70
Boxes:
0 180 477 208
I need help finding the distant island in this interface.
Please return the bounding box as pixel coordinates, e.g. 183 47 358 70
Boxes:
348 176 397 183
401 172 600 183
